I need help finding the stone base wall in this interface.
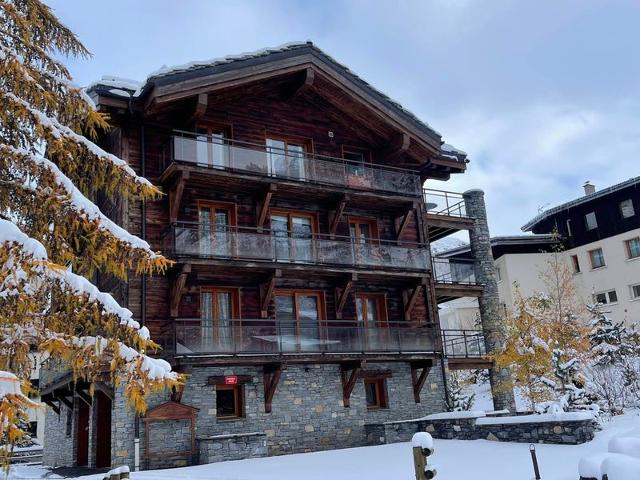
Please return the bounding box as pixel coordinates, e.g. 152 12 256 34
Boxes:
365 414 596 446
197 433 267 464
42 402 76 467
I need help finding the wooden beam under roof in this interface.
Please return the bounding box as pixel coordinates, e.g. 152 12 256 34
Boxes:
170 264 191 317
280 68 315 101
335 273 357 319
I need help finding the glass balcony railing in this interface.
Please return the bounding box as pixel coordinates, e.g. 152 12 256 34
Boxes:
164 223 431 272
441 329 486 358
432 257 478 284
160 319 440 356
423 189 468 217
167 133 422 197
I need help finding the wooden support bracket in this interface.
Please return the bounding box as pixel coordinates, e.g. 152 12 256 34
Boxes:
55 391 74 410
395 202 417 241
257 184 277 232
329 194 349 238
41 395 61 415
404 277 427 320
410 361 432 403
382 132 411 163
259 269 281 318
281 68 315 101
185 93 208 125
169 171 189 223
76 388 92 407
335 273 357 319
341 361 362 408
170 263 191 317
264 363 283 414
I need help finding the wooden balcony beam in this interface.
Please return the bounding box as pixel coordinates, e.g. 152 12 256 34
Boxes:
264 363 283 413
329 194 349 238
340 361 362 408
257 184 277 232
170 264 191 317
169 171 189 223
260 269 281 318
410 360 432 403
335 273 357 319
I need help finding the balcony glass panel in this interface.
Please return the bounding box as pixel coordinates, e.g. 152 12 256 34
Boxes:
170 134 421 196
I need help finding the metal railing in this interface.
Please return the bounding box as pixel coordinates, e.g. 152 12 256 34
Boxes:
164 222 431 272
441 329 486 358
423 189 468 217
160 319 440 356
167 132 422 197
432 257 477 284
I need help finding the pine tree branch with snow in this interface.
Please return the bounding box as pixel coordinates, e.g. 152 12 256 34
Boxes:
0 0 182 462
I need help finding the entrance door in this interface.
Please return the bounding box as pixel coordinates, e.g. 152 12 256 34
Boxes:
94 391 112 469
200 288 237 350
198 202 236 257
271 211 315 262
76 402 89 467
274 291 324 351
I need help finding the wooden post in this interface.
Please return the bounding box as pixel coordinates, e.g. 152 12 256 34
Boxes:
411 432 436 480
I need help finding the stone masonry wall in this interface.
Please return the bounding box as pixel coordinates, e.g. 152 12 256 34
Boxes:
365 415 596 446
109 360 446 468
42 401 76 467
146 419 194 470
197 433 267 464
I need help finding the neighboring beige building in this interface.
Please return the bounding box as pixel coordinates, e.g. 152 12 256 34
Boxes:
440 177 640 327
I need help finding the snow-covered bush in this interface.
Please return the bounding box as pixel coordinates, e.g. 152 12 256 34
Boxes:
446 370 475 412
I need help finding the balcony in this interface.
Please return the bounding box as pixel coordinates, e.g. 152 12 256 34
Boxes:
165 133 422 198
432 257 483 302
423 189 474 241
442 329 492 370
161 319 440 359
164 223 431 273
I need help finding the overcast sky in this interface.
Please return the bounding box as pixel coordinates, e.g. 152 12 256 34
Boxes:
48 0 640 236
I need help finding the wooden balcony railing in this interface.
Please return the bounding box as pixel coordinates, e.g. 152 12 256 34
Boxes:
432 257 478 284
166 132 422 197
423 188 468 217
160 319 440 356
441 329 486 358
164 223 431 272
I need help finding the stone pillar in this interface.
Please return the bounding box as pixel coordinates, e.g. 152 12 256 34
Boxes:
463 189 515 412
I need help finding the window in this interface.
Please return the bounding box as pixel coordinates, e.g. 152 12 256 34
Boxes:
620 199 635 219
349 218 379 245
630 284 640 300
266 137 309 180
571 255 581 274
364 378 388 410
195 125 230 168
271 210 317 262
200 288 239 348
495 266 502 282
589 248 606 269
274 290 325 352
584 212 598 231
216 384 244 419
198 201 237 257
356 293 388 349
343 149 370 183
566 219 573 237
625 237 640 259
594 290 618 305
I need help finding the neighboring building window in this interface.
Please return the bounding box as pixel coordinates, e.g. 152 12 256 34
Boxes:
216 384 244 419
589 248 606 269
620 199 635 219
584 212 598 231
571 255 581 273
630 284 640 300
625 237 640 259
495 266 502 282
364 378 388 410
594 290 618 305
566 219 573 237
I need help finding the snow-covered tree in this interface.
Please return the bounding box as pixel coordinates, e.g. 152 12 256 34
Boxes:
446 371 475 412
588 302 629 366
0 0 181 459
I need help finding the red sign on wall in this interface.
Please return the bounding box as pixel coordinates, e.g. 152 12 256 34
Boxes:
225 375 238 385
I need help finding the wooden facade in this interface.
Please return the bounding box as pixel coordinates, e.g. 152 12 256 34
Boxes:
90 43 472 369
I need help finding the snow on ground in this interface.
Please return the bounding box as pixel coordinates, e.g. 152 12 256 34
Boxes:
6 411 634 480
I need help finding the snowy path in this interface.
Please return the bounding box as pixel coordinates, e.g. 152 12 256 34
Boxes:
10 413 640 480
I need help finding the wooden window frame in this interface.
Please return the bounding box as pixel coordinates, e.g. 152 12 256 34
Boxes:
364 377 388 410
273 289 327 331
354 293 388 327
269 209 319 236
215 384 244 420
197 200 238 229
348 216 380 243
200 287 241 322
265 133 314 154
194 123 233 167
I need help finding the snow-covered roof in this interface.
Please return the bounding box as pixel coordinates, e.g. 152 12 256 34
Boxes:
436 234 557 258
521 176 640 232
86 41 462 153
